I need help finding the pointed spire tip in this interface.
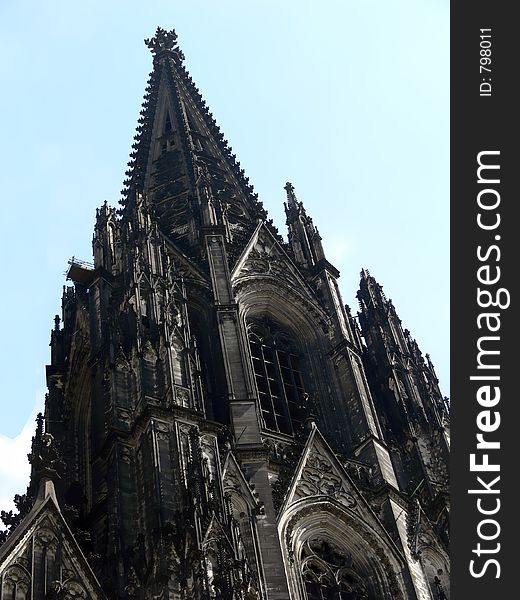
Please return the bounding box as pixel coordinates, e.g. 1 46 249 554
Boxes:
284 181 297 206
145 27 184 62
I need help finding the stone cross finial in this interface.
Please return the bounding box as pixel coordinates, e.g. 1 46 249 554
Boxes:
284 181 296 204
145 27 185 62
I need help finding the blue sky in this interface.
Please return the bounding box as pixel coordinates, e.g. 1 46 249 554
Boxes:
0 0 449 509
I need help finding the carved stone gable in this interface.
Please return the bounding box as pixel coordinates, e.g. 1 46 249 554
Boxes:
222 452 258 509
0 486 105 600
281 425 386 532
232 223 308 293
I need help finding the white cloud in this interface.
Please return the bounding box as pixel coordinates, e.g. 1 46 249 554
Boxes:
0 398 43 517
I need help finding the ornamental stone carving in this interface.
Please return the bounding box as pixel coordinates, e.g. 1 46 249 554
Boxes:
294 449 357 510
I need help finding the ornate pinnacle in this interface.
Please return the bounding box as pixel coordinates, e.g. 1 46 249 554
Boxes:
35 412 44 438
284 181 296 202
145 27 185 62
284 182 308 224
28 414 65 486
284 182 299 214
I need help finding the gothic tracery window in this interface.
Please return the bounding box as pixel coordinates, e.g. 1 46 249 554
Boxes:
248 320 306 435
301 539 368 600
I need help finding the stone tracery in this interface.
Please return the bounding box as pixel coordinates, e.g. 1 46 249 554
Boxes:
300 538 369 600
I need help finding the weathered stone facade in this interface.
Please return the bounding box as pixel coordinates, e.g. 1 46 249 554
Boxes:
0 28 449 599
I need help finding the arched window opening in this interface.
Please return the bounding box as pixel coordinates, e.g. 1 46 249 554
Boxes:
301 538 369 600
303 558 335 600
420 550 449 600
164 111 172 133
227 494 259 590
248 320 307 435
171 336 189 389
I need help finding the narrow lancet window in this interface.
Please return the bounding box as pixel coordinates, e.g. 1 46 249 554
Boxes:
164 111 172 133
248 320 306 435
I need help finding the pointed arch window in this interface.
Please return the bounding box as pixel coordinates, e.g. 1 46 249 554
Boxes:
164 111 172 133
158 111 175 155
301 539 369 600
248 320 306 435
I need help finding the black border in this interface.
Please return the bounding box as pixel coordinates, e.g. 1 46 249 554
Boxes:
451 3 517 595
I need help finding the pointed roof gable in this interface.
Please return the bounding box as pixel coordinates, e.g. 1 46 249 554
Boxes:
222 451 258 509
231 221 328 312
279 425 393 540
278 427 409 600
0 480 106 599
232 221 308 287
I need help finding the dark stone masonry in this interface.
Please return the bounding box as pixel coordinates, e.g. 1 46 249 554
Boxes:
0 28 449 600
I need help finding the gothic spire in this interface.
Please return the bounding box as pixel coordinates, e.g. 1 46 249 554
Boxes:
357 269 450 439
284 181 325 269
358 268 415 360
121 28 268 262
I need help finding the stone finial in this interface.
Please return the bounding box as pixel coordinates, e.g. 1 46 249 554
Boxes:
35 412 44 437
28 416 65 486
145 27 185 62
284 181 297 206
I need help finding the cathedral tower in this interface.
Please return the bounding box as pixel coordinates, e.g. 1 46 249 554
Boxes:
0 29 449 600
